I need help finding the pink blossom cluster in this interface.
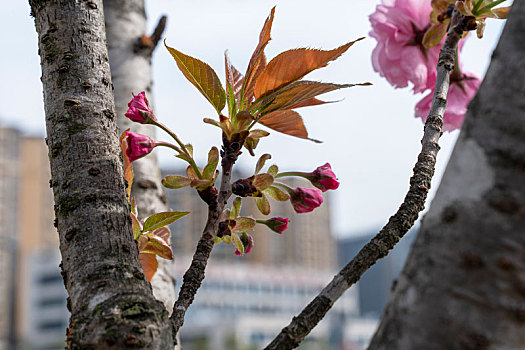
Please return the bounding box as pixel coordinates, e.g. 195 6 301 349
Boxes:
369 0 480 131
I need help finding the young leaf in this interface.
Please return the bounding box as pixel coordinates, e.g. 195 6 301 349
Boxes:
223 235 232 244
248 129 270 138
259 110 311 140
255 154 271 174
131 212 143 240
231 233 244 255
231 197 242 219
232 217 256 233
258 81 368 115
423 23 448 48
286 97 329 110
263 186 290 202
214 236 223 244
139 253 158 282
165 42 226 114
254 173 274 190
255 194 271 215
185 144 194 158
203 147 219 179
243 7 275 105
151 226 171 244
225 52 244 101
186 165 202 180
138 233 173 260
254 38 364 99
143 211 190 232
162 175 192 189
267 165 279 177
190 179 213 190
119 129 133 201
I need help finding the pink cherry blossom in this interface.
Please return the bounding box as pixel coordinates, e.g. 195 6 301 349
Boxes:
415 73 481 132
290 188 324 214
369 0 442 93
125 132 156 162
125 91 156 123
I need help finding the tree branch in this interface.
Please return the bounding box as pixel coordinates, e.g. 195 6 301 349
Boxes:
264 9 467 350
170 132 246 339
135 15 167 53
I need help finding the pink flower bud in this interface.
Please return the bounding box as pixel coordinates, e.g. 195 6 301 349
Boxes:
259 217 290 234
310 163 339 192
125 91 156 123
415 73 480 132
290 188 324 214
125 132 156 162
235 233 254 255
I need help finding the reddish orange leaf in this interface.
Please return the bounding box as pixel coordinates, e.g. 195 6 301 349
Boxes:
260 81 367 114
254 38 364 99
119 129 133 202
259 110 309 139
139 252 158 282
492 6 510 19
287 97 328 110
225 52 244 101
243 7 275 104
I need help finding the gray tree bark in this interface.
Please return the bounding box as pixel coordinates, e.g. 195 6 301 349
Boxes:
29 0 173 348
369 2 525 349
104 0 176 313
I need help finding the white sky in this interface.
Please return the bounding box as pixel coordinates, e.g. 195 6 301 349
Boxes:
1 1 505 236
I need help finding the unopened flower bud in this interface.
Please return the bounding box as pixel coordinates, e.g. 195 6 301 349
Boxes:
258 217 289 234
290 187 324 214
125 132 156 162
125 91 156 123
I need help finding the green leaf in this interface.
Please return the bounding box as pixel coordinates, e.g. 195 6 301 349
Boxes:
267 165 279 177
232 233 244 255
263 186 290 202
223 235 232 244
131 212 143 240
162 175 192 189
253 173 274 190
231 197 242 219
165 42 226 114
232 217 256 233
255 154 271 174
203 118 222 129
176 153 192 164
248 129 270 139
143 211 190 232
190 179 213 190
203 147 219 179
255 194 271 215
138 233 173 260
214 236 223 244
185 144 194 158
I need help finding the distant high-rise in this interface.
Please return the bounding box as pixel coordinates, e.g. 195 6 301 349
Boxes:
0 126 21 349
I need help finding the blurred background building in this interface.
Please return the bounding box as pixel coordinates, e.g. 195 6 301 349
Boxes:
1 127 416 350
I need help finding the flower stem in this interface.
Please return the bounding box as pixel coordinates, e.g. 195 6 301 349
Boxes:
153 121 203 179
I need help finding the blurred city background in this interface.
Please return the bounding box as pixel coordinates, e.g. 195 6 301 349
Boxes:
0 129 417 349
0 1 505 349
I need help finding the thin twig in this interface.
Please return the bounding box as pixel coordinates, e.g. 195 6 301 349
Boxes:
170 132 246 339
264 9 467 350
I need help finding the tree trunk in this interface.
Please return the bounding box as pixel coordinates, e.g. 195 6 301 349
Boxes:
29 0 172 347
104 0 176 313
369 2 525 349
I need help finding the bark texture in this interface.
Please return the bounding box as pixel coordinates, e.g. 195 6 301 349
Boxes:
369 2 525 349
104 0 176 312
29 0 172 348
264 10 467 350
